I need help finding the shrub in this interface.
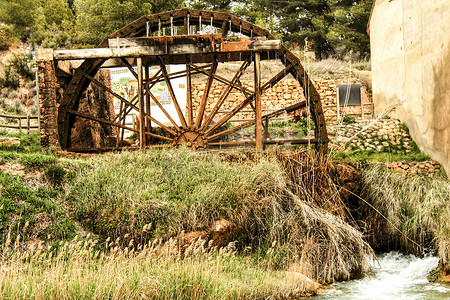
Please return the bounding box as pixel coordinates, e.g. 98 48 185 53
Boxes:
45 165 67 186
67 149 372 283
360 165 450 254
342 116 356 124
2 53 34 89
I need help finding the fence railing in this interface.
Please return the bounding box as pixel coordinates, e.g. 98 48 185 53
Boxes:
0 113 39 133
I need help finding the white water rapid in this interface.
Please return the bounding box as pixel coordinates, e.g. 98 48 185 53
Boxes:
316 251 450 300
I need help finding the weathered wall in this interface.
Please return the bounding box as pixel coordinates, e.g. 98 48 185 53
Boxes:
37 49 115 149
370 0 450 174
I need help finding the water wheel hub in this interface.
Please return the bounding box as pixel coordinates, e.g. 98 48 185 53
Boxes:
174 129 208 149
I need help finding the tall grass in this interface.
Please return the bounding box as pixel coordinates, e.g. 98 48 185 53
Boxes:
67 148 372 283
360 165 450 255
0 236 318 299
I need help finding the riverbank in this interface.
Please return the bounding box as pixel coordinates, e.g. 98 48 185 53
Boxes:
0 132 374 298
1 131 449 298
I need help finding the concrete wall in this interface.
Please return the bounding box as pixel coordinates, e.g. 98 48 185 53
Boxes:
370 0 450 174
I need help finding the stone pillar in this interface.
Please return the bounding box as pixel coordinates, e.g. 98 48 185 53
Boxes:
36 49 60 149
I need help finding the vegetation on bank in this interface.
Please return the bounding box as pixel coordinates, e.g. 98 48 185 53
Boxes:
0 235 318 299
1 127 449 296
359 165 449 259
0 131 374 297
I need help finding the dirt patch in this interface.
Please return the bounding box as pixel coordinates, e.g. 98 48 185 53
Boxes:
0 162 41 179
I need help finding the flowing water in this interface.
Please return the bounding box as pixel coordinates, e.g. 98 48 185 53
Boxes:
316 252 450 300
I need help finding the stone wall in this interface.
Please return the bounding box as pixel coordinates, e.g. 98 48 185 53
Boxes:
37 49 115 149
329 119 415 153
369 0 450 174
328 118 442 176
37 50 59 148
190 78 372 122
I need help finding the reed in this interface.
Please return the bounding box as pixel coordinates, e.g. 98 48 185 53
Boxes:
0 234 318 299
360 165 450 255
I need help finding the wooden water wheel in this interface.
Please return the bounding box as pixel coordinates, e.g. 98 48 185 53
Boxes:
53 8 328 152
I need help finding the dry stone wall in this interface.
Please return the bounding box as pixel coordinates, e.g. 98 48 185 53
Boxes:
328 119 416 153
190 78 372 122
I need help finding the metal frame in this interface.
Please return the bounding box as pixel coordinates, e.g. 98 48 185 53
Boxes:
53 8 328 152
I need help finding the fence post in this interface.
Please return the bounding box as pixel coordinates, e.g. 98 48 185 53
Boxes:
27 115 30 134
18 117 22 132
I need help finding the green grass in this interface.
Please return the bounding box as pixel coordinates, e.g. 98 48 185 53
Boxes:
0 171 76 243
334 150 431 163
67 148 371 283
19 153 58 168
0 131 41 152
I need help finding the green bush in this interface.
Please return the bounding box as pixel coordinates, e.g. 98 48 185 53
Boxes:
2 53 34 89
342 116 356 124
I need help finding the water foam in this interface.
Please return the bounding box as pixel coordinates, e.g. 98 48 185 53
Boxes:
316 251 450 300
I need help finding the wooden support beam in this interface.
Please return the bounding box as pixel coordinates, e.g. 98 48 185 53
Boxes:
137 57 146 149
254 51 262 150
186 61 193 127
144 65 151 132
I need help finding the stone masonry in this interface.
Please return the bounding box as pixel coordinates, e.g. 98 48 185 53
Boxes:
190 78 372 122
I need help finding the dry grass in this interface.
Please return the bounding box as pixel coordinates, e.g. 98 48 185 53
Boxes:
360 165 450 255
66 148 372 283
0 235 319 299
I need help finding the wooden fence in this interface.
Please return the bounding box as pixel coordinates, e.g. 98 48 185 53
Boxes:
0 113 39 133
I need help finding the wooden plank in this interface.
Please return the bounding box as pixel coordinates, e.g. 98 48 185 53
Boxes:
0 114 39 119
249 40 281 51
254 51 262 150
137 58 146 149
54 39 282 60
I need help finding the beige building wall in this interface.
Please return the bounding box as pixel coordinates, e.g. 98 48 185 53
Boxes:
370 0 450 174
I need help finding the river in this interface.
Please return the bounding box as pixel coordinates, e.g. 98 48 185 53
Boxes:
316 251 450 300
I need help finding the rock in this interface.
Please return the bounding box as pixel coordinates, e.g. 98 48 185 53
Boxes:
0 137 21 147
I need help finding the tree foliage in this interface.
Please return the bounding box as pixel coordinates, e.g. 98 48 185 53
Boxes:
74 0 185 46
191 0 373 58
0 0 371 57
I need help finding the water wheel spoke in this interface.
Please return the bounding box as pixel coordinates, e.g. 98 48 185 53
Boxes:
195 58 218 128
146 90 180 132
157 57 188 128
190 64 254 95
207 119 255 142
66 108 137 133
120 58 139 79
201 56 252 131
205 64 293 136
114 95 138 123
